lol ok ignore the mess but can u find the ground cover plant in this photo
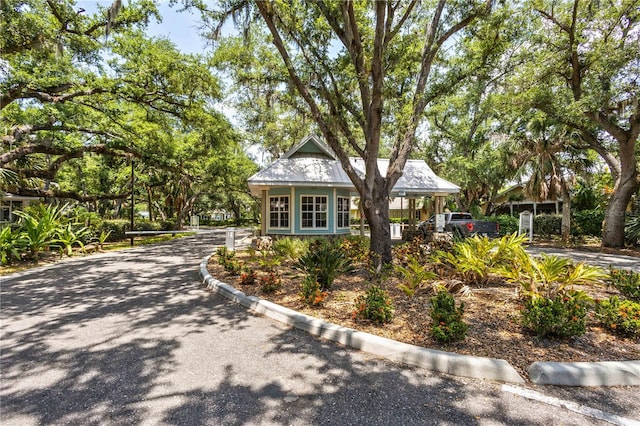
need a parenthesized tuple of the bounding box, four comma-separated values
(207, 235, 640, 378)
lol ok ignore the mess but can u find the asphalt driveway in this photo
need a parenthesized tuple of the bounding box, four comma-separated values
(1, 231, 638, 425)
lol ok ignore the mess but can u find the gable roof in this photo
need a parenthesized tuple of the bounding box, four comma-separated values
(280, 134, 336, 160)
(248, 135, 459, 197)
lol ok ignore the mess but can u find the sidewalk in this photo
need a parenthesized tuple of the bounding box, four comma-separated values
(525, 246, 639, 272)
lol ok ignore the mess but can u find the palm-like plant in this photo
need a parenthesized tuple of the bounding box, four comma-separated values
(0, 226, 25, 264)
(497, 253, 607, 298)
(513, 118, 594, 245)
(394, 256, 437, 297)
(14, 204, 67, 258)
(55, 223, 90, 256)
(295, 241, 353, 290)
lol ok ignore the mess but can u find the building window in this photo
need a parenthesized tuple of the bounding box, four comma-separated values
(269, 196, 289, 228)
(301, 195, 327, 229)
(337, 197, 350, 228)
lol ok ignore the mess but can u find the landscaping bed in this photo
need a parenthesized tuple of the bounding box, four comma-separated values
(207, 239, 639, 380)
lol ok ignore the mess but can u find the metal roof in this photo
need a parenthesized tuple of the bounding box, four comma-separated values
(247, 135, 460, 197)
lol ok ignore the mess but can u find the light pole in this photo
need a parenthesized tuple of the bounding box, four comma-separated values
(130, 156, 134, 247)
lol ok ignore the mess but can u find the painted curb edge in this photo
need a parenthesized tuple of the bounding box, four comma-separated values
(529, 360, 640, 387)
(199, 255, 525, 384)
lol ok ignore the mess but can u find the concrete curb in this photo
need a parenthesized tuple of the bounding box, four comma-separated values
(199, 255, 525, 384)
(529, 361, 640, 387)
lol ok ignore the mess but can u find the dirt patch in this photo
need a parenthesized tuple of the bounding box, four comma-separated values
(207, 251, 639, 380)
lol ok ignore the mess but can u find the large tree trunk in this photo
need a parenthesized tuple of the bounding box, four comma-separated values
(362, 193, 392, 268)
(602, 176, 638, 247)
(561, 182, 571, 246)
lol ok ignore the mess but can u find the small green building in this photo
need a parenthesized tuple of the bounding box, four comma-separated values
(248, 135, 459, 237)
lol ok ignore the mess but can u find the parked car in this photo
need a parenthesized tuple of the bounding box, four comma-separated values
(419, 212, 500, 239)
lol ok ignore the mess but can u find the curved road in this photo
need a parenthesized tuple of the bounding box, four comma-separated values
(1, 231, 638, 425)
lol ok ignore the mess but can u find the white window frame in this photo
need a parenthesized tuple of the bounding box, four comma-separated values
(300, 195, 329, 230)
(269, 196, 290, 229)
(336, 196, 350, 229)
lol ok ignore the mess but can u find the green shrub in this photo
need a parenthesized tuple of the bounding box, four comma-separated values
(608, 268, 640, 302)
(488, 215, 519, 236)
(135, 220, 162, 232)
(534, 214, 562, 237)
(339, 235, 370, 264)
(353, 285, 394, 325)
(98, 220, 130, 241)
(572, 209, 605, 237)
(520, 291, 591, 338)
(216, 246, 235, 265)
(434, 233, 529, 286)
(299, 275, 328, 306)
(223, 259, 242, 275)
(159, 219, 177, 231)
(295, 241, 353, 290)
(273, 237, 309, 262)
(595, 297, 640, 337)
(259, 272, 282, 293)
(429, 289, 468, 342)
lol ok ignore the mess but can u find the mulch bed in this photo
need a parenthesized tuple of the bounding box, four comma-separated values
(207, 249, 639, 380)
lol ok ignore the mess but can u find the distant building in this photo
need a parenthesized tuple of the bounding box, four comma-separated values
(489, 184, 563, 216)
(0, 193, 41, 225)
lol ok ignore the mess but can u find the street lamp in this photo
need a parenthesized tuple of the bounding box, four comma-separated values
(130, 155, 134, 246)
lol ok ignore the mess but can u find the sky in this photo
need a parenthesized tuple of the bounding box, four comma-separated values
(80, 1, 210, 55)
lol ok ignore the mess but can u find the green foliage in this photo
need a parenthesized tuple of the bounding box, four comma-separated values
(393, 237, 428, 267)
(497, 253, 607, 299)
(430, 290, 468, 342)
(521, 291, 591, 338)
(394, 256, 437, 297)
(295, 241, 353, 290)
(595, 297, 640, 337)
(223, 259, 242, 275)
(216, 246, 235, 265)
(257, 251, 281, 272)
(625, 216, 640, 246)
(608, 268, 640, 302)
(14, 203, 65, 258)
(534, 214, 562, 237)
(299, 275, 328, 307)
(353, 285, 394, 325)
(572, 209, 605, 237)
(434, 233, 529, 285)
(96, 230, 112, 247)
(272, 237, 309, 263)
(259, 272, 282, 293)
(0, 226, 24, 265)
(55, 223, 90, 256)
(488, 215, 519, 236)
(339, 235, 370, 264)
(98, 220, 130, 242)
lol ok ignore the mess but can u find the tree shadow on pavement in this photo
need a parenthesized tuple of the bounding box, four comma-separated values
(2, 233, 636, 425)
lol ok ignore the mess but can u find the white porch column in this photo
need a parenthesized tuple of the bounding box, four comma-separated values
(261, 190, 268, 236)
